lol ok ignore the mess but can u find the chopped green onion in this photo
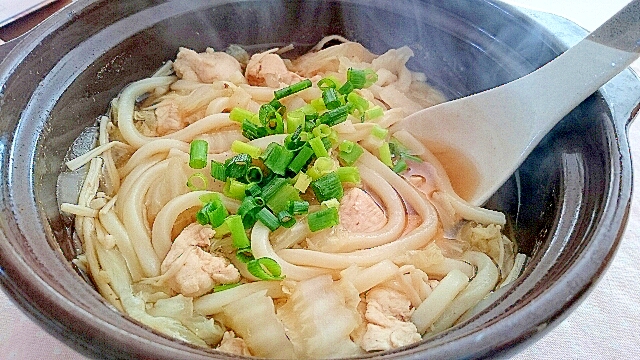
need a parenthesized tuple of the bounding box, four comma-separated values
(246, 257, 284, 280)
(266, 183, 301, 214)
(308, 136, 329, 158)
(259, 103, 277, 125)
(317, 78, 337, 90)
(262, 143, 294, 176)
(274, 79, 312, 100)
(269, 99, 284, 110)
(230, 107, 257, 123)
(235, 247, 254, 263)
(338, 140, 364, 166)
(225, 153, 252, 179)
(364, 106, 384, 121)
(337, 81, 354, 95)
(288, 200, 310, 215)
(310, 98, 326, 112)
(277, 210, 296, 228)
(224, 179, 247, 200)
(188, 139, 208, 169)
(322, 87, 342, 110)
(238, 195, 264, 225)
(321, 198, 340, 209)
(187, 172, 209, 191)
(245, 166, 263, 183)
(378, 142, 393, 167)
(286, 110, 305, 134)
(335, 166, 360, 184)
(284, 126, 306, 152)
(307, 206, 339, 232)
(318, 104, 351, 126)
(348, 68, 378, 89)
(293, 172, 312, 192)
(311, 172, 344, 202)
(231, 140, 262, 158)
(312, 124, 332, 138)
(393, 158, 408, 173)
(347, 92, 369, 114)
(265, 112, 285, 135)
(210, 160, 227, 181)
(256, 207, 280, 231)
(371, 124, 389, 140)
(261, 177, 288, 202)
(307, 157, 335, 180)
(196, 197, 229, 228)
(245, 182, 262, 197)
(214, 283, 241, 292)
(287, 145, 315, 174)
(242, 119, 268, 140)
(226, 215, 250, 249)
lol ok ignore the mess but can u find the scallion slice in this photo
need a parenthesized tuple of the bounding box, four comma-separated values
(225, 153, 251, 179)
(338, 140, 364, 166)
(261, 177, 288, 202)
(226, 214, 250, 249)
(262, 143, 294, 176)
(371, 124, 389, 140)
(318, 104, 351, 126)
(322, 87, 342, 110)
(378, 142, 393, 167)
(286, 110, 305, 134)
(288, 200, 310, 215)
(189, 139, 208, 169)
(293, 172, 312, 192)
(230, 107, 257, 123)
(274, 79, 312, 100)
(266, 183, 301, 214)
(213, 283, 241, 292)
(307, 206, 339, 232)
(277, 210, 296, 228)
(224, 179, 247, 200)
(348, 68, 378, 89)
(210, 160, 227, 181)
(287, 145, 315, 174)
(186, 172, 209, 191)
(196, 198, 229, 228)
(231, 140, 262, 158)
(246, 257, 284, 280)
(335, 166, 360, 184)
(242, 119, 268, 140)
(364, 106, 384, 121)
(256, 207, 280, 231)
(311, 172, 343, 202)
(245, 166, 263, 183)
(308, 136, 328, 158)
(393, 158, 408, 173)
(235, 247, 254, 263)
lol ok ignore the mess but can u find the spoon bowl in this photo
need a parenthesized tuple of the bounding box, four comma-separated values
(392, 0, 640, 205)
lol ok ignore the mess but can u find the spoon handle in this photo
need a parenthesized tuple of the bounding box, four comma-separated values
(588, 0, 640, 54)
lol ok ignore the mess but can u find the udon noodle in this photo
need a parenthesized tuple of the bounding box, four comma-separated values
(61, 37, 527, 358)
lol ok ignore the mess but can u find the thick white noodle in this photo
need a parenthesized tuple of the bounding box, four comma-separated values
(277, 151, 438, 269)
(339, 260, 399, 293)
(251, 222, 332, 281)
(411, 269, 469, 334)
(120, 159, 169, 277)
(429, 251, 499, 333)
(116, 155, 164, 217)
(120, 139, 189, 177)
(99, 206, 146, 282)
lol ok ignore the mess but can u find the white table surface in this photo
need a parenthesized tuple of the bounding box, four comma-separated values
(1, 0, 639, 359)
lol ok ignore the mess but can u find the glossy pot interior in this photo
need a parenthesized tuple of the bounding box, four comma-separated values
(0, 0, 635, 359)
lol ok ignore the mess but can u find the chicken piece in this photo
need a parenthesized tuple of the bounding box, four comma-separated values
(216, 331, 252, 356)
(358, 286, 422, 352)
(173, 47, 246, 84)
(245, 51, 302, 87)
(161, 223, 240, 297)
(339, 188, 387, 233)
(154, 99, 183, 136)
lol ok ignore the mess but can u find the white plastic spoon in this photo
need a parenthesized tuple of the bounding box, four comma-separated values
(391, 0, 640, 206)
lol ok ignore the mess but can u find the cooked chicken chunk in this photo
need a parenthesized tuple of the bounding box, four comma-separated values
(339, 188, 387, 233)
(245, 51, 302, 87)
(358, 286, 422, 352)
(216, 331, 252, 356)
(173, 47, 246, 84)
(161, 223, 240, 297)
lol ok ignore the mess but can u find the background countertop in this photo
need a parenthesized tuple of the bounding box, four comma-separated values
(1, 0, 639, 359)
